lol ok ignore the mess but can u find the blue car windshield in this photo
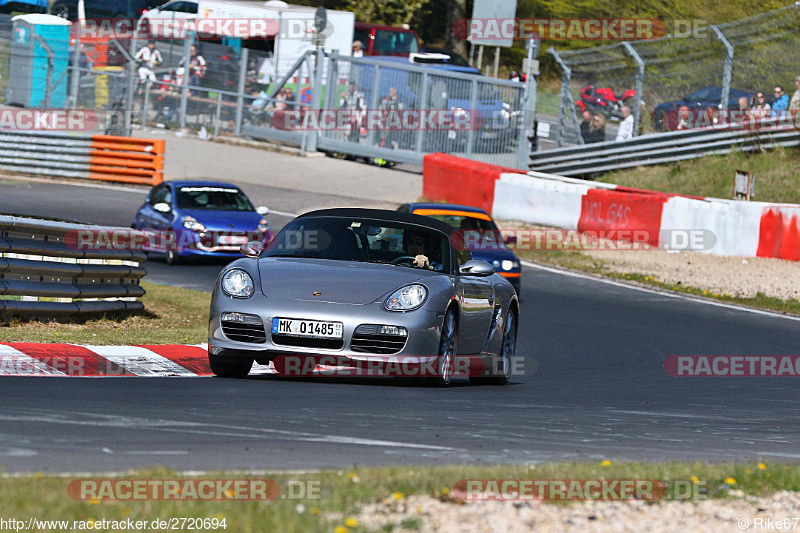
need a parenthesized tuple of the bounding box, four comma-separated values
(176, 186, 254, 211)
(264, 216, 452, 272)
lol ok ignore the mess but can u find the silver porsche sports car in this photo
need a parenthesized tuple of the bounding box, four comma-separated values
(207, 208, 519, 386)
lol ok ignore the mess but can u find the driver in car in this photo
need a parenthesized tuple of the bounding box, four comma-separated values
(403, 230, 437, 270)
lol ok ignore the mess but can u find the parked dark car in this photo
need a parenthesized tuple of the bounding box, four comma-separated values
(50, 0, 167, 20)
(652, 86, 755, 132)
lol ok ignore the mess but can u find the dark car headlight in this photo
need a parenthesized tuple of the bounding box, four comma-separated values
(385, 284, 428, 311)
(221, 268, 254, 298)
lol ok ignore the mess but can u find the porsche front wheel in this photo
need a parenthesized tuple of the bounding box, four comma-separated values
(430, 308, 457, 387)
(208, 353, 253, 378)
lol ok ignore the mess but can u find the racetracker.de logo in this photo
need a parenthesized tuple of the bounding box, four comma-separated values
(453, 18, 665, 41)
(0, 109, 97, 131)
(453, 479, 677, 501)
(66, 479, 293, 500)
(79, 18, 332, 40)
(271, 109, 486, 131)
(665, 356, 800, 377)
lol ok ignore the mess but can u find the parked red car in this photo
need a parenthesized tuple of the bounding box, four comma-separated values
(353, 22, 420, 57)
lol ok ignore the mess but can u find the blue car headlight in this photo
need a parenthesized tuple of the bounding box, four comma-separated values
(221, 268, 254, 298)
(502, 260, 519, 271)
(385, 284, 428, 311)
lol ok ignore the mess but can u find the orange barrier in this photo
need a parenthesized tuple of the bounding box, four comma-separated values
(88, 135, 164, 185)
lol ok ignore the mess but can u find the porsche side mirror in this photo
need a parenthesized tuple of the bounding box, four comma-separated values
(240, 241, 265, 258)
(256, 206, 270, 216)
(153, 202, 171, 213)
(459, 259, 494, 276)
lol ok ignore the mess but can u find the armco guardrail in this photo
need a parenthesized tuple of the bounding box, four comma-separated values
(0, 131, 164, 185)
(530, 121, 800, 177)
(0, 215, 148, 320)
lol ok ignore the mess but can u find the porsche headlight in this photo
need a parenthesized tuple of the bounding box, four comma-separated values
(501, 260, 515, 271)
(385, 284, 428, 311)
(221, 268, 254, 298)
(182, 216, 206, 232)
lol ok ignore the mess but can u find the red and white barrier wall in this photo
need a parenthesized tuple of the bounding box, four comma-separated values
(423, 153, 800, 261)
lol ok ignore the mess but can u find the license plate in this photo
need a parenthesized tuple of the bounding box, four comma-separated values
(219, 235, 248, 245)
(272, 318, 343, 339)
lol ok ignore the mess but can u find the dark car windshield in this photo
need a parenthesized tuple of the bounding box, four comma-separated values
(264, 216, 452, 272)
(176, 186, 254, 211)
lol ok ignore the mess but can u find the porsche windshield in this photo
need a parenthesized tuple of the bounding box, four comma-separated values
(176, 186, 254, 211)
(264, 216, 452, 272)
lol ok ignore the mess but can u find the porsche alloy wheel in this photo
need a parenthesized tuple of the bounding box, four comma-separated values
(432, 308, 457, 386)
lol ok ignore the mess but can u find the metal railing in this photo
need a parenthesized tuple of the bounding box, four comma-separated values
(529, 117, 800, 176)
(0, 215, 147, 320)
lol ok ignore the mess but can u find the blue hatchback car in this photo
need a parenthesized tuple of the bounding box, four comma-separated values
(132, 180, 271, 264)
(398, 203, 522, 295)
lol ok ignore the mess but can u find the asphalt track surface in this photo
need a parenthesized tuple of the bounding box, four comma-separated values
(1, 178, 799, 473)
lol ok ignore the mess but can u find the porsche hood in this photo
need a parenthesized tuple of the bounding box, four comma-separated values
(257, 257, 438, 304)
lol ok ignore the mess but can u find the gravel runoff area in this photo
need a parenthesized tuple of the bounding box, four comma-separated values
(352, 492, 800, 532)
(496, 220, 800, 301)
(587, 249, 800, 301)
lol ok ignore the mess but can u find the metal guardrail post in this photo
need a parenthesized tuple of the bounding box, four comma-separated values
(517, 37, 539, 169)
(33, 35, 53, 108)
(369, 64, 381, 149)
(549, 47, 576, 147)
(465, 78, 479, 157)
(214, 92, 222, 138)
(711, 25, 734, 112)
(179, 32, 193, 129)
(142, 81, 150, 129)
(623, 42, 644, 137)
(306, 47, 325, 152)
(234, 48, 248, 137)
(415, 71, 429, 155)
(69, 27, 81, 109)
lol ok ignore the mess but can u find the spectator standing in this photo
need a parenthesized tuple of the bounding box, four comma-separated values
(180, 44, 206, 86)
(615, 105, 634, 141)
(789, 76, 800, 111)
(377, 86, 403, 149)
(676, 105, 692, 130)
(772, 86, 788, 118)
(587, 113, 605, 143)
(340, 82, 365, 143)
(579, 108, 592, 143)
(134, 40, 162, 82)
(352, 40, 363, 57)
(509, 71, 520, 83)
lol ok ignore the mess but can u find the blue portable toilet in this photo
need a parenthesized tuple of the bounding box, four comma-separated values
(7, 14, 71, 108)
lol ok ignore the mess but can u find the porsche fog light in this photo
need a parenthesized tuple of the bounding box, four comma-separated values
(385, 284, 428, 311)
(379, 325, 407, 336)
(221, 269, 254, 298)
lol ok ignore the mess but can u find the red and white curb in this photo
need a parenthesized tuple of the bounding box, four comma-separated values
(0, 343, 275, 377)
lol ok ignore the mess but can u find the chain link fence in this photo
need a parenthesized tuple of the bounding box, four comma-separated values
(548, 5, 800, 148)
(1, 18, 533, 169)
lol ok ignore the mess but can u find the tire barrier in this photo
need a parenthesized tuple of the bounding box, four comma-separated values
(423, 153, 800, 261)
(0, 131, 164, 185)
(0, 215, 148, 320)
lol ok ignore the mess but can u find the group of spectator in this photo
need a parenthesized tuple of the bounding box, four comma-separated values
(580, 105, 634, 144)
(737, 78, 800, 118)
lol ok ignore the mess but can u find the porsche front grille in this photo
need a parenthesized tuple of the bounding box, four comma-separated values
(351, 324, 408, 355)
(221, 314, 266, 344)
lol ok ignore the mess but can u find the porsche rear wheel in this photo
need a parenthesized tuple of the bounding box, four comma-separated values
(430, 308, 457, 387)
(208, 353, 253, 378)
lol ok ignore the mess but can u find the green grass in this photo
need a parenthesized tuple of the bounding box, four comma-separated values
(0, 282, 210, 345)
(536, 90, 562, 117)
(0, 463, 797, 532)
(597, 146, 800, 204)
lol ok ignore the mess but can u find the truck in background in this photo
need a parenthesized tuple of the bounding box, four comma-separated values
(353, 22, 420, 57)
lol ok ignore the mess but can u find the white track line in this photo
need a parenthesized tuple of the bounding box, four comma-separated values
(522, 260, 800, 322)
